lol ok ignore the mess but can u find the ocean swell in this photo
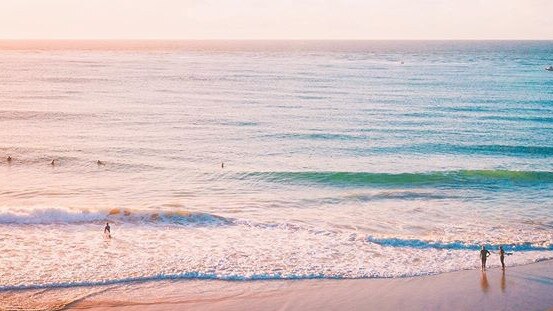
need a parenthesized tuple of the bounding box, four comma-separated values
(238, 170, 553, 187)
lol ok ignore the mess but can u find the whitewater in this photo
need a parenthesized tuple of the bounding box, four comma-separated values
(0, 41, 552, 292)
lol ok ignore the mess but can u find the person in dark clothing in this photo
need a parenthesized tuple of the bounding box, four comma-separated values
(480, 245, 491, 271)
(104, 222, 111, 238)
(499, 246, 512, 270)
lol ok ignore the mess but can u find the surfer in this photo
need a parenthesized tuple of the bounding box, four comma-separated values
(480, 245, 491, 271)
(97, 160, 105, 166)
(221, 162, 224, 168)
(50, 159, 55, 166)
(104, 222, 111, 238)
(7, 156, 12, 163)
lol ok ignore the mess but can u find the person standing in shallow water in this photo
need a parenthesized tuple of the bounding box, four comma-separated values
(104, 222, 111, 238)
(499, 246, 512, 270)
(480, 245, 491, 271)
(499, 246, 506, 270)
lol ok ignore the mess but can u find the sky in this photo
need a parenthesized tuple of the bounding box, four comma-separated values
(1, 0, 552, 40)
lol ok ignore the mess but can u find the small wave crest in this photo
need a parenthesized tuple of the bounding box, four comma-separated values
(0, 272, 341, 292)
(367, 236, 553, 251)
(238, 170, 553, 187)
(0, 207, 230, 226)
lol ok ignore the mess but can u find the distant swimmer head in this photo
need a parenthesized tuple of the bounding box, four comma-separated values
(7, 156, 12, 162)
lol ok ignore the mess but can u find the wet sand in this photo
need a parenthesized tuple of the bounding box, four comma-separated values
(5, 260, 546, 311)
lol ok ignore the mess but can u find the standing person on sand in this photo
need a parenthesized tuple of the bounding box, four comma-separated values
(480, 245, 491, 271)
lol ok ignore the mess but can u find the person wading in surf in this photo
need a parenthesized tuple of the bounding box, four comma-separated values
(498, 246, 512, 270)
(480, 245, 491, 271)
(104, 222, 111, 238)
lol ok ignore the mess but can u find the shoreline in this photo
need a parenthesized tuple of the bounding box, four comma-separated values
(72, 260, 553, 311)
(2, 257, 552, 292)
(3, 260, 552, 311)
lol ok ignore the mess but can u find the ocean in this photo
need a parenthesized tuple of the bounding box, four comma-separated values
(0, 40, 552, 292)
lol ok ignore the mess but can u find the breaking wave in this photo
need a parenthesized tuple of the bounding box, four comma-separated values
(0, 207, 230, 225)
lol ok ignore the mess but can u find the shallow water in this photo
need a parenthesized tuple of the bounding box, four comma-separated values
(0, 41, 552, 294)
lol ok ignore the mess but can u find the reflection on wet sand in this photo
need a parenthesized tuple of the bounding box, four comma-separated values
(501, 270, 506, 293)
(480, 271, 490, 293)
(479, 269, 509, 294)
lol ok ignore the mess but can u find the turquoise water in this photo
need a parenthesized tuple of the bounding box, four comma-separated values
(0, 41, 552, 292)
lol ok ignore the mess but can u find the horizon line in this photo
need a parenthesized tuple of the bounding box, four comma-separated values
(1, 38, 553, 42)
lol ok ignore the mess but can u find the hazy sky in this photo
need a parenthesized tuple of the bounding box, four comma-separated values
(1, 0, 552, 40)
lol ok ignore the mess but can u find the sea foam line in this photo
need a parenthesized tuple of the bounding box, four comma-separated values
(0, 272, 338, 291)
(367, 236, 553, 251)
(4, 256, 553, 292)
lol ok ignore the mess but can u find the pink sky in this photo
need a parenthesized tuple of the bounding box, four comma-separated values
(1, 0, 552, 40)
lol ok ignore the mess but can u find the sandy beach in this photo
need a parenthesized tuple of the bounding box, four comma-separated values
(2, 260, 550, 311)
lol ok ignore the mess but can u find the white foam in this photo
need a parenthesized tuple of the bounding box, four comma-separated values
(0, 206, 230, 225)
(0, 207, 106, 224)
(1, 220, 552, 291)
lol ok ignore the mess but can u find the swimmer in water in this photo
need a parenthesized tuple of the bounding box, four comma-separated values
(221, 162, 224, 168)
(7, 156, 12, 163)
(104, 222, 111, 238)
(480, 245, 491, 271)
(50, 159, 55, 166)
(97, 160, 104, 166)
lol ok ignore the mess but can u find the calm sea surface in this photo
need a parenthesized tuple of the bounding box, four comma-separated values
(0, 41, 552, 292)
